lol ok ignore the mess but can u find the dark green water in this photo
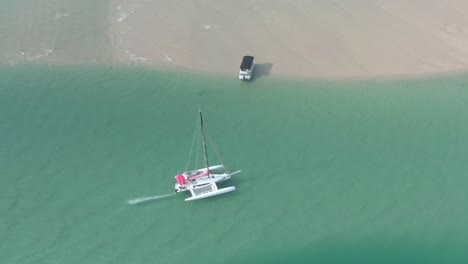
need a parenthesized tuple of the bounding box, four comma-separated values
(2, 65, 468, 263)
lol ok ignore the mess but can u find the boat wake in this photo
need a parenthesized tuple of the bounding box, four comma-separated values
(127, 193, 175, 205)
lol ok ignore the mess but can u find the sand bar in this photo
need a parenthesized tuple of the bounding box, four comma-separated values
(110, 0, 468, 79)
(2, 0, 468, 79)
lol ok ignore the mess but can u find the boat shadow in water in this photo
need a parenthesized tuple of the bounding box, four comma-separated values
(253, 63, 273, 80)
(219, 174, 247, 190)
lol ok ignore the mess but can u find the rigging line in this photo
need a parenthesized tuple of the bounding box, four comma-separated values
(199, 110, 210, 171)
(207, 133, 226, 172)
(195, 120, 201, 170)
(185, 116, 199, 171)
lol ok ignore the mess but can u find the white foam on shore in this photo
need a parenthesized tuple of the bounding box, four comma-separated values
(124, 50, 149, 61)
(164, 53, 173, 62)
(5, 51, 24, 66)
(118, 12, 131, 22)
(26, 48, 54, 62)
(117, 2, 144, 22)
(201, 24, 213, 30)
(54, 13, 70, 20)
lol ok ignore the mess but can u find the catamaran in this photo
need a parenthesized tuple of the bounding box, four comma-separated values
(174, 111, 240, 201)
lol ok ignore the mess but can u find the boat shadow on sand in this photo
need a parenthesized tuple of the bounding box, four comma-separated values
(252, 63, 273, 80)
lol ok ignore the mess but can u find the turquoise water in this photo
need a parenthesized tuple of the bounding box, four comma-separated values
(2, 65, 468, 263)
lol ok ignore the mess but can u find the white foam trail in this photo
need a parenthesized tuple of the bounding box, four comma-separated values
(128, 193, 175, 205)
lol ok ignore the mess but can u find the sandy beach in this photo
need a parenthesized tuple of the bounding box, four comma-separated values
(2, 0, 468, 79)
(109, 0, 468, 79)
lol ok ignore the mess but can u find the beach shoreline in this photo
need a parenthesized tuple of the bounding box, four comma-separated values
(3, 1, 468, 81)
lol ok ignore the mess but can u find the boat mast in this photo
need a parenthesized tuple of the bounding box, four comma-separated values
(199, 110, 210, 174)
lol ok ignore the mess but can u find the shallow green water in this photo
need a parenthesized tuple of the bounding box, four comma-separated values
(2, 66, 468, 263)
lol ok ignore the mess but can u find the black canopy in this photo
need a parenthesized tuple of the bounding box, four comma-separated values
(240, 56, 254, 70)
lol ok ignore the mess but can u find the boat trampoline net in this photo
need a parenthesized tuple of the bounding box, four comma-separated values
(192, 185, 214, 196)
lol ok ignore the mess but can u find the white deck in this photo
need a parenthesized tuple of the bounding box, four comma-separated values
(239, 70, 252, 80)
(174, 169, 241, 201)
(239, 64, 254, 80)
(175, 172, 231, 193)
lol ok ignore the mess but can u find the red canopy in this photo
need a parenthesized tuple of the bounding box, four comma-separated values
(176, 175, 186, 185)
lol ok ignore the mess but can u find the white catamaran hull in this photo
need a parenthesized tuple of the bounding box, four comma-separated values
(185, 186, 236, 201)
